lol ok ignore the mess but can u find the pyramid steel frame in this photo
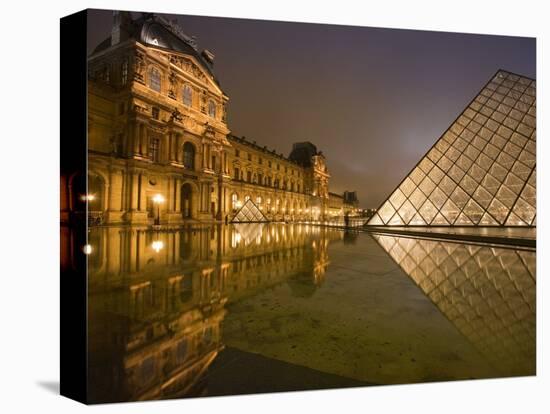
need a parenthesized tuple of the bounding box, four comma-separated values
(367, 70, 536, 227)
(231, 199, 269, 223)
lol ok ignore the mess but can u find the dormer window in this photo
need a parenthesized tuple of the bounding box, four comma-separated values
(183, 85, 193, 107)
(208, 100, 216, 118)
(149, 67, 161, 92)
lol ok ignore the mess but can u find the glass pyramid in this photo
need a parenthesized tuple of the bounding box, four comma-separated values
(373, 234, 535, 376)
(368, 70, 536, 226)
(231, 199, 269, 223)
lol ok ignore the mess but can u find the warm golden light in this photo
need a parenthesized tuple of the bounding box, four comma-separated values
(83, 244, 93, 255)
(152, 240, 164, 252)
(153, 194, 165, 204)
(80, 194, 96, 202)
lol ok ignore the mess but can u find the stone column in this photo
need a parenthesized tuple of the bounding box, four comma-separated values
(133, 123, 141, 155)
(130, 172, 139, 211)
(140, 125, 148, 156)
(175, 178, 181, 212)
(139, 173, 148, 212)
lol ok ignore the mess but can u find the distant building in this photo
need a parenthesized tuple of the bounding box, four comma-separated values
(61, 12, 358, 225)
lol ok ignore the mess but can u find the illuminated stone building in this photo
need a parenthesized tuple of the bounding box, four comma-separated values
(70, 12, 354, 226)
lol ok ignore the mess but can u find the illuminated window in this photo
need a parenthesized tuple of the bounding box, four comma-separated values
(149, 138, 160, 162)
(183, 142, 195, 169)
(208, 100, 216, 118)
(232, 193, 239, 209)
(149, 67, 161, 92)
(183, 84, 192, 107)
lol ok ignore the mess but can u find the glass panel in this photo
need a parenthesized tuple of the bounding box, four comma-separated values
(448, 164, 466, 184)
(419, 176, 436, 197)
(511, 160, 532, 180)
(431, 212, 449, 225)
(449, 186, 470, 210)
(398, 200, 416, 224)
(389, 188, 406, 210)
(399, 177, 416, 197)
(409, 187, 427, 209)
(520, 184, 536, 207)
(454, 212, 473, 225)
(481, 173, 501, 196)
(418, 158, 435, 174)
(503, 172, 524, 194)
(505, 212, 527, 226)
(487, 198, 510, 224)
(440, 199, 461, 224)
(409, 213, 427, 225)
(459, 174, 478, 195)
(429, 166, 445, 184)
(418, 199, 438, 224)
(430, 187, 448, 209)
(479, 211, 498, 225)
(463, 199, 485, 224)
(473, 185, 494, 209)
(369, 214, 383, 225)
(378, 202, 396, 224)
(511, 197, 536, 225)
(409, 167, 425, 185)
(388, 212, 405, 226)
(439, 175, 457, 196)
(489, 162, 508, 182)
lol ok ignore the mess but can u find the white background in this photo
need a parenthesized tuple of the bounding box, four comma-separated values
(0, 0, 548, 412)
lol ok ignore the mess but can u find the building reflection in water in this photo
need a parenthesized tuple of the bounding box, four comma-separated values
(372, 234, 535, 377)
(67, 224, 340, 403)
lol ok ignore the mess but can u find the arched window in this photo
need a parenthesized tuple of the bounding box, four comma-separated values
(244, 195, 250, 202)
(149, 67, 161, 92)
(208, 100, 216, 118)
(256, 196, 262, 205)
(183, 142, 195, 170)
(183, 85, 193, 107)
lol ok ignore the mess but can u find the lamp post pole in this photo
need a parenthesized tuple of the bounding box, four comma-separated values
(153, 194, 164, 226)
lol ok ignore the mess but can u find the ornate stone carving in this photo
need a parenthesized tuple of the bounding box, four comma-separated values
(133, 51, 145, 83)
(168, 71, 178, 99)
(168, 54, 207, 82)
(170, 107, 184, 123)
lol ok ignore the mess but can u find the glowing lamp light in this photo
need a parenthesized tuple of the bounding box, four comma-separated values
(80, 194, 95, 202)
(83, 244, 93, 255)
(152, 240, 164, 253)
(153, 194, 165, 204)
(235, 200, 243, 209)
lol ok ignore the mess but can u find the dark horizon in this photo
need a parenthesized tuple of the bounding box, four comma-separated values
(87, 9, 536, 209)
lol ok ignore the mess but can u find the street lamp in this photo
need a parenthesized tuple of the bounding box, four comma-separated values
(153, 194, 165, 225)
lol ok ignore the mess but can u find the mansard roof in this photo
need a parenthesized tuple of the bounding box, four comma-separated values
(92, 13, 217, 81)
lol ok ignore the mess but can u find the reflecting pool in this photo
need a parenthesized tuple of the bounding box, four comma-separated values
(63, 224, 535, 403)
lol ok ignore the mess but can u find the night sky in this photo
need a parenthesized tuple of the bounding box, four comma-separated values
(87, 9, 535, 208)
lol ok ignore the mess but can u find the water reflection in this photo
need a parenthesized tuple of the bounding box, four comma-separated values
(59, 225, 537, 402)
(372, 234, 536, 377)
(82, 224, 341, 403)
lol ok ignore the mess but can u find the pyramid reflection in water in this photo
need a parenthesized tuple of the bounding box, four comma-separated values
(369, 70, 536, 226)
(373, 234, 535, 376)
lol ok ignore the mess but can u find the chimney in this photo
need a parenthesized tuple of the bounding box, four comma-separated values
(111, 11, 132, 46)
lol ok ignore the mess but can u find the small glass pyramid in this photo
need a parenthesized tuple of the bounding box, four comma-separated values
(231, 199, 269, 223)
(368, 70, 536, 226)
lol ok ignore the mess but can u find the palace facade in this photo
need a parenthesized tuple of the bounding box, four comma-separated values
(62, 12, 358, 225)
